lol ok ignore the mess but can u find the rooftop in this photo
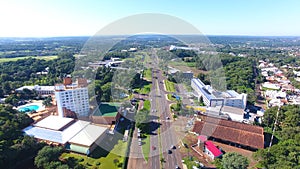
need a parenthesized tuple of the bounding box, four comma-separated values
(192, 115, 264, 149)
(23, 120, 90, 144)
(68, 124, 107, 147)
(221, 106, 245, 115)
(34, 116, 74, 131)
(205, 141, 223, 157)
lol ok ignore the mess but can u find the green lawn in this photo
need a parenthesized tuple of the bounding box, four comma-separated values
(143, 100, 151, 111)
(167, 94, 177, 101)
(0, 55, 57, 63)
(141, 134, 150, 161)
(134, 84, 152, 95)
(165, 80, 176, 92)
(169, 61, 196, 67)
(61, 140, 128, 169)
(143, 69, 152, 81)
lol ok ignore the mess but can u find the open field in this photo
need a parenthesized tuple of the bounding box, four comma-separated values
(165, 80, 176, 92)
(143, 100, 151, 111)
(61, 140, 127, 169)
(0, 55, 58, 63)
(134, 84, 152, 95)
(143, 68, 152, 81)
(141, 134, 150, 161)
(167, 94, 177, 101)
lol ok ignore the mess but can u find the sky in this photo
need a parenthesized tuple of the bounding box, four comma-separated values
(0, 0, 300, 37)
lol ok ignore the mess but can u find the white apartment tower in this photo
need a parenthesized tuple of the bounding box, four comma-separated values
(55, 78, 90, 117)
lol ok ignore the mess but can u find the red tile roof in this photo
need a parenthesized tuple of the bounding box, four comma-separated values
(205, 141, 223, 157)
(192, 115, 264, 149)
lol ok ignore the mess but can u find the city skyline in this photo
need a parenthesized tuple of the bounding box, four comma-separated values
(1, 0, 300, 37)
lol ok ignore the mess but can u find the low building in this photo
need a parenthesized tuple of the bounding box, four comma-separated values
(192, 115, 264, 150)
(66, 124, 107, 155)
(221, 106, 245, 122)
(16, 85, 55, 96)
(23, 115, 108, 155)
(261, 82, 280, 90)
(204, 141, 223, 160)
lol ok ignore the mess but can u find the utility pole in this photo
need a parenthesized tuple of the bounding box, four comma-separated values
(268, 105, 281, 151)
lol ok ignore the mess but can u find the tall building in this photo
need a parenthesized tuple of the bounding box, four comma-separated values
(55, 77, 89, 117)
(191, 78, 247, 109)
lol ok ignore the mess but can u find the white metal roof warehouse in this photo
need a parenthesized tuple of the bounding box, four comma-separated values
(23, 116, 108, 155)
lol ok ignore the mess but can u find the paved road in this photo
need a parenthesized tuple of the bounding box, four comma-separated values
(149, 50, 183, 169)
(128, 49, 183, 169)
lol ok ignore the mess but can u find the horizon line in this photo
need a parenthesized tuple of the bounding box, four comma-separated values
(1, 34, 300, 38)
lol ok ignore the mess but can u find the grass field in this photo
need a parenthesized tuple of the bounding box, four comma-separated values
(61, 140, 127, 169)
(0, 55, 58, 63)
(165, 80, 176, 92)
(167, 94, 177, 101)
(169, 61, 196, 67)
(143, 100, 151, 111)
(134, 84, 152, 95)
(142, 134, 150, 161)
(143, 69, 152, 81)
(93, 103, 121, 116)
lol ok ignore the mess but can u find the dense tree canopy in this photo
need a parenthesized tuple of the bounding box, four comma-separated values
(221, 152, 249, 169)
(0, 105, 43, 168)
(255, 105, 300, 168)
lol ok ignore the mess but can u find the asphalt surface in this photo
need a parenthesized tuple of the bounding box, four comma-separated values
(149, 50, 183, 169)
(128, 49, 183, 169)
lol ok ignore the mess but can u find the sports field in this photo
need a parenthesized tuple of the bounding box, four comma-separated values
(93, 103, 121, 117)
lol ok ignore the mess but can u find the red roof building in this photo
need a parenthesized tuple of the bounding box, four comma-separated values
(204, 141, 223, 159)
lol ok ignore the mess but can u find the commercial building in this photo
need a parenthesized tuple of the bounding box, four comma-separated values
(23, 115, 108, 155)
(55, 77, 90, 117)
(16, 85, 55, 96)
(191, 78, 247, 109)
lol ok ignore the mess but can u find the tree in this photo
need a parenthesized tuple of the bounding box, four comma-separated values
(34, 146, 63, 169)
(221, 152, 249, 169)
(135, 108, 150, 131)
(42, 96, 53, 107)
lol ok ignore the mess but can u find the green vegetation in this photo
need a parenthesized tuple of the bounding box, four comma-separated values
(0, 55, 58, 63)
(165, 80, 176, 92)
(143, 100, 151, 111)
(134, 84, 152, 95)
(214, 152, 249, 169)
(0, 105, 44, 168)
(61, 140, 127, 169)
(167, 94, 177, 101)
(143, 69, 152, 81)
(141, 134, 150, 161)
(34, 146, 68, 169)
(0, 52, 75, 99)
(170, 102, 181, 112)
(169, 61, 196, 67)
(182, 157, 203, 169)
(135, 108, 150, 131)
(254, 105, 300, 168)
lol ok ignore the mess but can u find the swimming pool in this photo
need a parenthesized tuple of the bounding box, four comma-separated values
(18, 104, 40, 112)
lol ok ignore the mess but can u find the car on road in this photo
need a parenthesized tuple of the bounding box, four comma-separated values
(170, 145, 176, 149)
(152, 146, 156, 150)
(175, 165, 180, 169)
(168, 150, 172, 154)
(166, 117, 170, 120)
